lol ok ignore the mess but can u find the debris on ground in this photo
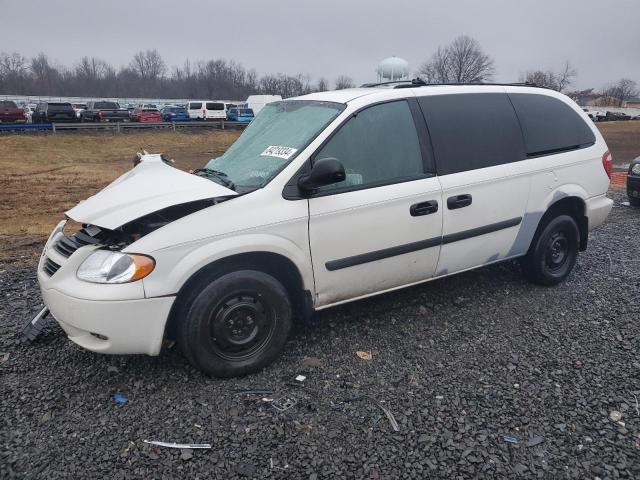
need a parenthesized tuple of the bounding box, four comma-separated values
(342, 395, 399, 432)
(143, 440, 212, 449)
(233, 389, 275, 395)
(21, 306, 49, 342)
(503, 435, 519, 444)
(355, 351, 372, 360)
(295, 374, 306, 382)
(301, 356, 323, 368)
(609, 410, 622, 422)
(525, 434, 545, 447)
(180, 449, 194, 461)
(0, 352, 9, 364)
(113, 393, 128, 405)
(271, 396, 297, 412)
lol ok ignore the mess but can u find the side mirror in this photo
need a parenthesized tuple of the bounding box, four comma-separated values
(298, 157, 346, 192)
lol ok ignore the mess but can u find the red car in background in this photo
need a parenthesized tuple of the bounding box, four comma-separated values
(0, 100, 27, 123)
(130, 108, 162, 123)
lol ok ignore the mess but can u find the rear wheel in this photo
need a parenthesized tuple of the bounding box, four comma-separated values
(628, 194, 640, 207)
(178, 270, 292, 377)
(522, 215, 579, 286)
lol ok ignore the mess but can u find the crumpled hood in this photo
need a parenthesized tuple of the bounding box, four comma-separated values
(66, 154, 237, 229)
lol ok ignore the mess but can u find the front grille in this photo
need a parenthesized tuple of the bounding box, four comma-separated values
(54, 229, 102, 258)
(43, 257, 61, 277)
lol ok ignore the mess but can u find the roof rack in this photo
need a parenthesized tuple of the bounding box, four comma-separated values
(361, 78, 548, 90)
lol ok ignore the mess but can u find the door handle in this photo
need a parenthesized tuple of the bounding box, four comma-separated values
(410, 200, 439, 216)
(447, 194, 472, 210)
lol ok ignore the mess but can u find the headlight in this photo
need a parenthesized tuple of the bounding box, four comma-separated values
(77, 250, 155, 284)
(631, 163, 640, 175)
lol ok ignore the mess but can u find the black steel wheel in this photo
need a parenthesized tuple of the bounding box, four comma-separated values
(178, 270, 292, 377)
(522, 214, 579, 286)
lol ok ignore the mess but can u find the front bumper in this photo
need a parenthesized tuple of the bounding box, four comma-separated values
(585, 194, 613, 230)
(627, 174, 640, 199)
(37, 220, 174, 356)
(42, 288, 173, 355)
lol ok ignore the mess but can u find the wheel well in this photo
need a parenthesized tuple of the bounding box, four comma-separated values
(165, 252, 311, 340)
(536, 196, 588, 252)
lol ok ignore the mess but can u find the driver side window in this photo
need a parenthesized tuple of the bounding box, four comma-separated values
(315, 100, 424, 193)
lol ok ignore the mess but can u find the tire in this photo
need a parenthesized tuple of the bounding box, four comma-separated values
(177, 270, 292, 377)
(522, 214, 580, 286)
(628, 194, 640, 207)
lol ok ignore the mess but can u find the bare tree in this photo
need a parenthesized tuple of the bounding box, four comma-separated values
(316, 77, 329, 92)
(335, 75, 355, 90)
(522, 61, 577, 91)
(600, 78, 639, 107)
(419, 35, 494, 83)
(130, 49, 166, 80)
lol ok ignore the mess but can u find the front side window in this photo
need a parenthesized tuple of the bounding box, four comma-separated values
(203, 100, 344, 192)
(314, 100, 424, 193)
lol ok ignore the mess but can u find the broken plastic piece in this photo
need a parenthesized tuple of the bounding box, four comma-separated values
(356, 351, 372, 360)
(503, 435, 519, 444)
(143, 440, 212, 449)
(272, 396, 297, 412)
(295, 375, 306, 382)
(525, 434, 545, 447)
(113, 393, 128, 405)
(22, 307, 50, 342)
(609, 411, 622, 422)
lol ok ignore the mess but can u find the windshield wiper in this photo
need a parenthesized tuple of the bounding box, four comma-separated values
(193, 168, 235, 190)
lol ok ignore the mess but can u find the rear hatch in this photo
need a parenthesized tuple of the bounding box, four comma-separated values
(47, 103, 76, 121)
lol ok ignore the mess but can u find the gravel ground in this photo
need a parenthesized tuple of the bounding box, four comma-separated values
(1, 191, 639, 479)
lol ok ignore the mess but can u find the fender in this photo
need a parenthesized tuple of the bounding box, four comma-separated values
(142, 233, 314, 299)
(508, 183, 588, 257)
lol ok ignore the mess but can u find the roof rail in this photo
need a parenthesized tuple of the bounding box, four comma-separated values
(360, 78, 548, 90)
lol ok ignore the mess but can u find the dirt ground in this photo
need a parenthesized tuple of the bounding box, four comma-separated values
(0, 130, 240, 264)
(0, 122, 638, 264)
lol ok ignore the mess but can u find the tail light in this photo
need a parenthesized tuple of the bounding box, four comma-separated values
(602, 150, 612, 179)
(98, 111, 104, 119)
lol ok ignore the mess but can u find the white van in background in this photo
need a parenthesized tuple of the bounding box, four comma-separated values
(245, 95, 282, 115)
(187, 101, 227, 120)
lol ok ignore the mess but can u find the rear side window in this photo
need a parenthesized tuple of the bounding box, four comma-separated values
(418, 93, 525, 175)
(0, 101, 18, 108)
(189, 102, 202, 110)
(508, 93, 595, 156)
(48, 103, 74, 112)
(206, 102, 224, 110)
(315, 100, 424, 193)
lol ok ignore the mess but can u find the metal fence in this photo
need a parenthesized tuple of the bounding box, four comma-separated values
(0, 120, 249, 134)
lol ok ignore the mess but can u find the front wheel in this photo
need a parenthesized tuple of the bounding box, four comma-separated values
(522, 215, 579, 286)
(178, 270, 292, 377)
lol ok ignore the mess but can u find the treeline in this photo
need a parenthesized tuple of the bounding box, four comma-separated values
(0, 50, 353, 99)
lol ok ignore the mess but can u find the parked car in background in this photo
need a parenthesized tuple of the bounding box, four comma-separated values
(130, 108, 162, 123)
(603, 111, 631, 121)
(582, 108, 604, 122)
(226, 107, 255, 122)
(245, 94, 282, 114)
(187, 100, 227, 120)
(23, 105, 35, 123)
(627, 156, 640, 207)
(161, 106, 190, 122)
(0, 100, 27, 123)
(81, 101, 130, 122)
(34, 84, 612, 377)
(32, 102, 77, 123)
(72, 103, 87, 119)
(136, 103, 158, 109)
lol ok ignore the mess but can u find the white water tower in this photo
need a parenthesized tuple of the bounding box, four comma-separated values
(377, 57, 410, 82)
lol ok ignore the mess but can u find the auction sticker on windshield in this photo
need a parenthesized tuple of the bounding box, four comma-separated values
(260, 145, 298, 160)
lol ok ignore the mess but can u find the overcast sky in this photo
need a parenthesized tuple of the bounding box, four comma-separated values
(2, 0, 639, 90)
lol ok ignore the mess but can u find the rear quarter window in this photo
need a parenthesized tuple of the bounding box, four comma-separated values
(508, 93, 596, 156)
(418, 93, 525, 175)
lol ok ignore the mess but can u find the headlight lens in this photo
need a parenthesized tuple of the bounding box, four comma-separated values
(77, 250, 155, 283)
(632, 163, 640, 175)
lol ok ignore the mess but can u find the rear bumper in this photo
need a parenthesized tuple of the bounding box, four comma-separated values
(585, 194, 613, 230)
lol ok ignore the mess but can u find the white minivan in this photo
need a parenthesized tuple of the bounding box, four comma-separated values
(35, 82, 613, 377)
(187, 100, 227, 120)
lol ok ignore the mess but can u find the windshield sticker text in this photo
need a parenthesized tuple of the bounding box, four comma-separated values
(260, 145, 298, 160)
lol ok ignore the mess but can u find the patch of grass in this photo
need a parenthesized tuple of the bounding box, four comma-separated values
(0, 130, 240, 264)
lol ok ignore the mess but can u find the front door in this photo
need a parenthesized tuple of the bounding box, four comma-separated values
(308, 99, 443, 307)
